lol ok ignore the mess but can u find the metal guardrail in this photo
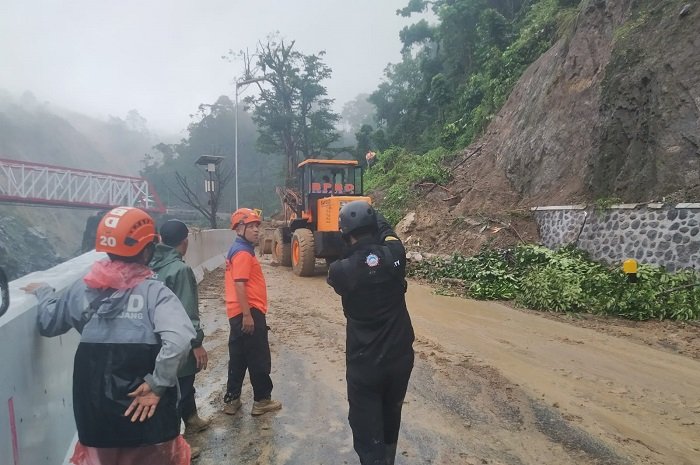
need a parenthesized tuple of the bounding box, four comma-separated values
(0, 158, 165, 212)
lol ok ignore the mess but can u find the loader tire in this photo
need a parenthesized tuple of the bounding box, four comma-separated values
(272, 228, 291, 267)
(259, 229, 273, 255)
(292, 228, 316, 277)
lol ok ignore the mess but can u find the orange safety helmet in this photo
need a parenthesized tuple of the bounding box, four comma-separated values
(95, 207, 159, 257)
(230, 208, 262, 229)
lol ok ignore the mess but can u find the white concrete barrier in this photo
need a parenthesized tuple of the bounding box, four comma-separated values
(184, 229, 236, 283)
(0, 229, 234, 465)
(0, 251, 102, 465)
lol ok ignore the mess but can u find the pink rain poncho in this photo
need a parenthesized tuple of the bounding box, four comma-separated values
(83, 259, 154, 290)
(70, 436, 191, 465)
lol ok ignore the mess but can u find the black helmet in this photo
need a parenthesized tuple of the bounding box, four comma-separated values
(339, 200, 376, 235)
(159, 219, 189, 247)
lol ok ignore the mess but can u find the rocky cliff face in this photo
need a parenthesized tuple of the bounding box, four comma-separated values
(474, 0, 699, 206)
(402, 0, 700, 254)
(591, 0, 700, 202)
(0, 213, 63, 280)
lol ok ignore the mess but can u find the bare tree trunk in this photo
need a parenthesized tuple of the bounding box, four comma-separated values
(171, 167, 233, 229)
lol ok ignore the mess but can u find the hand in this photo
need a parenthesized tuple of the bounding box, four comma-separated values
(21, 282, 49, 294)
(124, 382, 161, 422)
(241, 313, 255, 335)
(193, 346, 208, 371)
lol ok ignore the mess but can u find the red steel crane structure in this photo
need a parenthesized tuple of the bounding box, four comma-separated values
(0, 158, 165, 213)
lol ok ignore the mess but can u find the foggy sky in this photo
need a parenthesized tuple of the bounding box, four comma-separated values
(1, 0, 421, 135)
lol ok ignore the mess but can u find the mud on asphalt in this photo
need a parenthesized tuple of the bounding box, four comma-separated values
(185, 259, 697, 465)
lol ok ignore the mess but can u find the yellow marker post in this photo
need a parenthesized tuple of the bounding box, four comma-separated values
(623, 258, 638, 283)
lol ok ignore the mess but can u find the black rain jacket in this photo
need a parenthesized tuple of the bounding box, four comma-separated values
(327, 215, 415, 365)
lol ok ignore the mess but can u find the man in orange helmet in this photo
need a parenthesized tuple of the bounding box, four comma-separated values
(222, 208, 282, 416)
(23, 207, 196, 465)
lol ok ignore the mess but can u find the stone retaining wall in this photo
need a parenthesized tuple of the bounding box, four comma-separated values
(533, 204, 700, 272)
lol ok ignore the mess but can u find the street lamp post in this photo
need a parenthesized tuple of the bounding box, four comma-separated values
(235, 76, 268, 210)
(195, 155, 224, 227)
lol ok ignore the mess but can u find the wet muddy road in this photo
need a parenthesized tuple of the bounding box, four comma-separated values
(188, 259, 700, 465)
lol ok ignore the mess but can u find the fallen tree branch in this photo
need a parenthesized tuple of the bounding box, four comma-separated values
(440, 277, 469, 286)
(477, 214, 526, 243)
(417, 182, 453, 194)
(508, 223, 526, 243)
(658, 282, 700, 295)
(451, 144, 483, 171)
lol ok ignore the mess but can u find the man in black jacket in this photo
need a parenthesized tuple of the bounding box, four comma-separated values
(327, 200, 415, 465)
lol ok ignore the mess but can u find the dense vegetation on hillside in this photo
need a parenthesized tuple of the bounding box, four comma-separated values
(367, 0, 579, 153)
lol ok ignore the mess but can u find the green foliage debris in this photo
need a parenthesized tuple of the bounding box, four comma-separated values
(408, 244, 700, 321)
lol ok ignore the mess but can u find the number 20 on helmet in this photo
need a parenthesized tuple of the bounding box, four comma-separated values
(95, 207, 160, 257)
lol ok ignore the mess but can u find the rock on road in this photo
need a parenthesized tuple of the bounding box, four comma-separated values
(188, 258, 700, 465)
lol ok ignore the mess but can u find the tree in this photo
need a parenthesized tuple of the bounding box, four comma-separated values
(172, 167, 231, 229)
(372, 128, 389, 152)
(429, 73, 451, 123)
(399, 19, 436, 53)
(140, 99, 235, 228)
(367, 0, 554, 151)
(125, 109, 149, 135)
(142, 95, 284, 226)
(369, 51, 431, 150)
(340, 93, 376, 134)
(355, 124, 373, 161)
(235, 36, 340, 183)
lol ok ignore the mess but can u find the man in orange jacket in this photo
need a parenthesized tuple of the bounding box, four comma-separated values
(222, 208, 282, 416)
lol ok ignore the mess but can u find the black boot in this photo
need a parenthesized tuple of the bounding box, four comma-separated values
(385, 443, 397, 465)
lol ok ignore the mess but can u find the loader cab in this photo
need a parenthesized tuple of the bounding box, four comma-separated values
(297, 159, 363, 228)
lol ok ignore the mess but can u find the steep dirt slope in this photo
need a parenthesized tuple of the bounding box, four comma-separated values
(483, 0, 698, 204)
(0, 205, 92, 279)
(401, 0, 699, 254)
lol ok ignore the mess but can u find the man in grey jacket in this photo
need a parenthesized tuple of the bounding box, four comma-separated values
(23, 207, 196, 465)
